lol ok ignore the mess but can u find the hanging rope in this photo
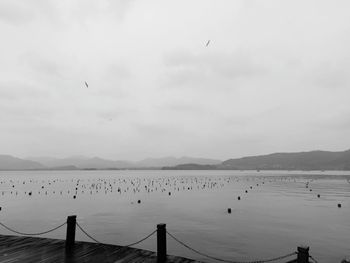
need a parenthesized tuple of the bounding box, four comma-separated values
(166, 230, 297, 263)
(0, 221, 66, 236)
(0, 219, 314, 263)
(309, 255, 319, 263)
(75, 222, 101, 243)
(76, 222, 156, 248)
(122, 229, 157, 248)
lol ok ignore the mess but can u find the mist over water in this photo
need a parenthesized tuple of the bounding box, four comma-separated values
(0, 170, 349, 262)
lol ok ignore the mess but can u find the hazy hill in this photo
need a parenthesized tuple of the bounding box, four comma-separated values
(17, 150, 350, 170)
(136, 157, 221, 167)
(0, 155, 46, 170)
(27, 156, 221, 169)
(220, 150, 350, 170)
(162, 163, 217, 170)
(28, 156, 132, 169)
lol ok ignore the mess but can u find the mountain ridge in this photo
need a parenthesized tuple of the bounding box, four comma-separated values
(2, 150, 350, 170)
(0, 155, 46, 170)
(220, 149, 350, 170)
(24, 156, 221, 169)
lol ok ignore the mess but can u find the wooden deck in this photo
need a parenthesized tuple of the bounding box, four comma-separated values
(0, 235, 201, 263)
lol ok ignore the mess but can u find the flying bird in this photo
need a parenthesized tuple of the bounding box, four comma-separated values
(206, 40, 210, 47)
(84, 81, 88, 88)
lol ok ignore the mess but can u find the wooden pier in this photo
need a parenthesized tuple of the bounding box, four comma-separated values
(0, 235, 198, 263)
(0, 215, 316, 263)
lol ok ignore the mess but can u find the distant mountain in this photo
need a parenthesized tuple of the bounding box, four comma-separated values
(27, 156, 132, 169)
(26, 156, 221, 169)
(135, 157, 221, 167)
(0, 155, 46, 170)
(18, 150, 350, 170)
(220, 150, 350, 170)
(49, 165, 79, 170)
(162, 163, 217, 170)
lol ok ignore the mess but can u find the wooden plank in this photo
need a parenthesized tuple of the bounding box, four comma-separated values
(0, 235, 299, 263)
(0, 235, 201, 263)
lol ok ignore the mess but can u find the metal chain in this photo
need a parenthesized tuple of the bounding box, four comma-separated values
(166, 230, 297, 263)
(0, 221, 66, 236)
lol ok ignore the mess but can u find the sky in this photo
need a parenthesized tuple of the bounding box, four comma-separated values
(1, 0, 350, 161)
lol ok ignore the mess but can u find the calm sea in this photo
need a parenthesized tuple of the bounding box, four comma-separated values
(0, 170, 349, 262)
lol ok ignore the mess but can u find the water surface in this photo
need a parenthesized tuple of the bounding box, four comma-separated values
(0, 170, 349, 262)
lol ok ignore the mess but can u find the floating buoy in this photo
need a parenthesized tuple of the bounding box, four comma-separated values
(238, 196, 241, 200)
(138, 200, 141, 204)
(227, 208, 231, 214)
(245, 190, 248, 193)
(28, 192, 32, 196)
(73, 195, 76, 199)
(317, 194, 320, 198)
(338, 203, 341, 208)
(168, 192, 171, 196)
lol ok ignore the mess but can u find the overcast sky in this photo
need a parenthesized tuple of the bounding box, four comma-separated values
(1, 0, 350, 160)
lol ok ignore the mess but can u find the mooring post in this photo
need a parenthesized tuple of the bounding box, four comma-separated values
(65, 215, 77, 250)
(157, 223, 167, 262)
(297, 246, 309, 263)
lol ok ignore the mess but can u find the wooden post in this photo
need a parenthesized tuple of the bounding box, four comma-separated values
(297, 246, 309, 263)
(157, 223, 167, 262)
(65, 215, 76, 250)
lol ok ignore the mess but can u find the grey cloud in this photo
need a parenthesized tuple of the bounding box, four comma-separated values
(163, 102, 205, 114)
(162, 49, 265, 89)
(60, 0, 137, 27)
(165, 49, 264, 78)
(19, 52, 62, 77)
(105, 0, 137, 20)
(104, 63, 131, 79)
(133, 122, 179, 137)
(0, 1, 32, 25)
(1, 1, 350, 159)
(0, 81, 51, 101)
(308, 61, 350, 89)
(88, 63, 133, 99)
(313, 110, 350, 131)
(0, 0, 135, 29)
(0, 1, 63, 26)
(95, 105, 139, 122)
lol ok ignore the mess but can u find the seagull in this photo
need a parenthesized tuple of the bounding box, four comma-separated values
(84, 81, 88, 88)
(206, 40, 210, 47)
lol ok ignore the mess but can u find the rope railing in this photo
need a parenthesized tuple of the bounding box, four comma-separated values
(0, 221, 66, 236)
(309, 255, 319, 263)
(0, 216, 320, 263)
(166, 230, 297, 263)
(75, 222, 101, 243)
(76, 222, 156, 248)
